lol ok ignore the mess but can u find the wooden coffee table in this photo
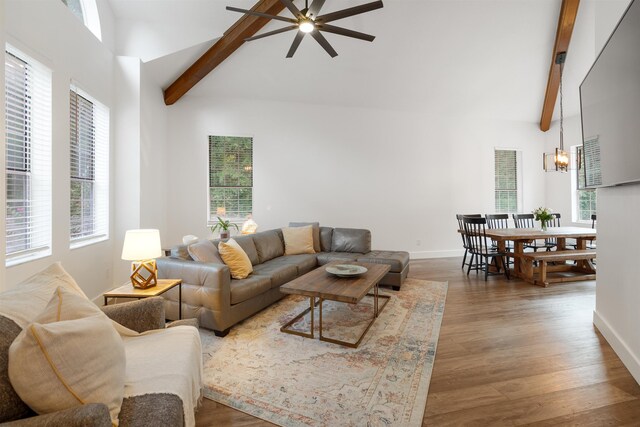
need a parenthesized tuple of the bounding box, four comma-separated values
(280, 261, 391, 348)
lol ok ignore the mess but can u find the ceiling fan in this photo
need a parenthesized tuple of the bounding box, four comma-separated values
(226, 0, 383, 58)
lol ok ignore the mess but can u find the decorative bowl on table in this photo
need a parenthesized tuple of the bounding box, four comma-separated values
(325, 264, 368, 278)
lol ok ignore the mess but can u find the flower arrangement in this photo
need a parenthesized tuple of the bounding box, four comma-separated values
(532, 207, 553, 230)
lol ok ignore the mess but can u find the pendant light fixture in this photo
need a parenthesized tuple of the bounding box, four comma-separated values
(544, 52, 570, 173)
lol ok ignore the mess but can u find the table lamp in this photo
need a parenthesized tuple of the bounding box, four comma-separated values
(241, 216, 258, 235)
(121, 229, 162, 289)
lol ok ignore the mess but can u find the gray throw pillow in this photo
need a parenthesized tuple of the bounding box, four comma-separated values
(187, 240, 223, 264)
(289, 222, 321, 253)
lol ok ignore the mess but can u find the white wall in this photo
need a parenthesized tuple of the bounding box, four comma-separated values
(1, 0, 115, 299)
(588, 0, 640, 385)
(165, 95, 547, 257)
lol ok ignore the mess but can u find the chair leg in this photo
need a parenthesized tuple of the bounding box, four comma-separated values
(461, 248, 468, 269)
(484, 256, 489, 281)
(467, 253, 473, 275)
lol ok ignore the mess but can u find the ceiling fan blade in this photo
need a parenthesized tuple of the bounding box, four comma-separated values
(279, 0, 304, 18)
(311, 30, 338, 57)
(317, 0, 384, 23)
(317, 24, 375, 42)
(226, 6, 297, 23)
(286, 31, 306, 58)
(245, 25, 299, 41)
(306, 0, 326, 18)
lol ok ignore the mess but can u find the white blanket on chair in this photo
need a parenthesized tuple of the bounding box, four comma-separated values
(117, 324, 203, 427)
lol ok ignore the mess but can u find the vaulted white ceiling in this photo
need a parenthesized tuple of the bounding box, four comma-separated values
(108, 0, 600, 122)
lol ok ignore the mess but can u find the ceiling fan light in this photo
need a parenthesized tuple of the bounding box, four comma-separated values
(299, 20, 315, 33)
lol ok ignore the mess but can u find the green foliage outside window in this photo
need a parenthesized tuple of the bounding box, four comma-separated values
(209, 136, 253, 220)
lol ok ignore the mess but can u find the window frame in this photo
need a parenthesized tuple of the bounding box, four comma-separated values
(494, 148, 522, 214)
(69, 84, 109, 249)
(4, 45, 53, 266)
(571, 145, 597, 223)
(207, 135, 254, 224)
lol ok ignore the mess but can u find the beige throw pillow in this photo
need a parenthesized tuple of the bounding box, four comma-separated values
(188, 240, 223, 264)
(8, 287, 126, 425)
(289, 222, 321, 253)
(282, 226, 316, 255)
(218, 238, 253, 279)
(0, 262, 88, 329)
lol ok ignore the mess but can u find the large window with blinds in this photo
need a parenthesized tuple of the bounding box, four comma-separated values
(208, 136, 253, 222)
(574, 145, 597, 222)
(4, 46, 52, 265)
(69, 86, 109, 246)
(494, 149, 519, 213)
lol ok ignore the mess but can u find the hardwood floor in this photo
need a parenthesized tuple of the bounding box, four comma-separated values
(195, 257, 640, 426)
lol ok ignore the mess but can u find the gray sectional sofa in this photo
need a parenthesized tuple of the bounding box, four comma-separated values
(157, 226, 410, 336)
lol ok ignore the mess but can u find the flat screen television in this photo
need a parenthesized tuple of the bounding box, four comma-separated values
(580, 0, 640, 188)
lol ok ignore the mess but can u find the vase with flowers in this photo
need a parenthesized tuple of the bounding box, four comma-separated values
(533, 207, 553, 231)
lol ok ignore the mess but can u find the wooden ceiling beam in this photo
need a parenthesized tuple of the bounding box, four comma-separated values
(539, 0, 580, 131)
(163, 0, 286, 105)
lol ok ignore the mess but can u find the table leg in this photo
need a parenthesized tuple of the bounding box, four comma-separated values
(179, 282, 182, 320)
(104, 296, 108, 306)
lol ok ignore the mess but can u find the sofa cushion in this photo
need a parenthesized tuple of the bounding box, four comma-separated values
(282, 226, 315, 255)
(331, 228, 371, 253)
(8, 312, 126, 425)
(0, 262, 88, 329)
(252, 261, 298, 289)
(252, 230, 285, 264)
(316, 252, 361, 265)
(319, 227, 333, 252)
(230, 276, 272, 305)
(219, 238, 253, 280)
(357, 251, 410, 273)
(233, 235, 261, 266)
(188, 240, 223, 264)
(254, 255, 318, 276)
(289, 222, 321, 253)
(0, 315, 32, 423)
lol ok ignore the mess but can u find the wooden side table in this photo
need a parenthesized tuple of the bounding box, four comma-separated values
(103, 279, 183, 319)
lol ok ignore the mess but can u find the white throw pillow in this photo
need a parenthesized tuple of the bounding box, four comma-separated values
(282, 225, 316, 255)
(0, 262, 87, 329)
(8, 287, 126, 425)
(188, 240, 223, 264)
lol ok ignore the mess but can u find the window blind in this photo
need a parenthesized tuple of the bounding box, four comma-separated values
(69, 85, 109, 245)
(5, 46, 52, 263)
(208, 136, 253, 220)
(583, 136, 602, 187)
(575, 145, 597, 221)
(494, 149, 518, 213)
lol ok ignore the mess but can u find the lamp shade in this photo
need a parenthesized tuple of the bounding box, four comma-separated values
(121, 229, 162, 261)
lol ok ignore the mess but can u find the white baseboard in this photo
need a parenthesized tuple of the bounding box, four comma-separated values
(410, 249, 464, 259)
(593, 310, 640, 385)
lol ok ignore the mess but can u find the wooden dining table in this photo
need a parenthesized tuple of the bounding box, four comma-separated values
(483, 226, 597, 285)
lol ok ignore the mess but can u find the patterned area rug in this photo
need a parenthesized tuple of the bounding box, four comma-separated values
(200, 278, 448, 426)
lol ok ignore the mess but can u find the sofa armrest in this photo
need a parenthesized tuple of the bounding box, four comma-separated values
(101, 297, 165, 332)
(156, 258, 231, 312)
(2, 403, 111, 427)
(167, 318, 199, 329)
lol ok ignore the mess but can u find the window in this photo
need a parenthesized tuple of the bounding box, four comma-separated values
(208, 136, 253, 222)
(5, 46, 52, 265)
(69, 85, 109, 246)
(61, 0, 84, 23)
(494, 149, 519, 213)
(573, 145, 597, 222)
(60, 0, 102, 41)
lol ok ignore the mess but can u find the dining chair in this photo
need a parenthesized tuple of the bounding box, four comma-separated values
(512, 213, 555, 252)
(588, 214, 597, 250)
(485, 213, 514, 262)
(463, 216, 510, 281)
(456, 214, 481, 270)
(545, 213, 561, 248)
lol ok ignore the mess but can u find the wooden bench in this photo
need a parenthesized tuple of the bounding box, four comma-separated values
(520, 249, 596, 287)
